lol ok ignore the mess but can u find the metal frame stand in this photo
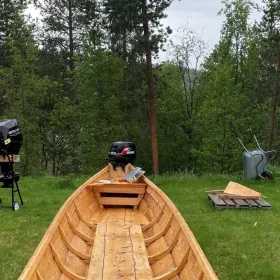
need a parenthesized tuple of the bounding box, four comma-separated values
(0, 154, 23, 210)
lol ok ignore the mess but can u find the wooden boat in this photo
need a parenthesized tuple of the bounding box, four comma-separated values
(19, 164, 218, 280)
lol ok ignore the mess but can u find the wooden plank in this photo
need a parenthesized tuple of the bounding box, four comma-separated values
(94, 192, 104, 209)
(50, 243, 86, 280)
(36, 270, 44, 280)
(218, 193, 260, 200)
(91, 182, 146, 188)
(134, 193, 144, 210)
(74, 201, 97, 229)
(245, 199, 259, 207)
(58, 226, 90, 261)
(223, 199, 236, 207)
(142, 204, 165, 232)
(87, 224, 152, 280)
(66, 214, 94, 244)
(145, 215, 173, 245)
(148, 229, 180, 263)
(232, 199, 250, 207)
(207, 194, 226, 206)
(153, 247, 190, 280)
(255, 198, 272, 208)
(130, 225, 153, 279)
(95, 185, 145, 194)
(98, 197, 140, 206)
(87, 223, 106, 280)
(224, 181, 261, 198)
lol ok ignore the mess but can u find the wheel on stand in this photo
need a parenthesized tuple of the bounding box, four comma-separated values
(12, 201, 20, 211)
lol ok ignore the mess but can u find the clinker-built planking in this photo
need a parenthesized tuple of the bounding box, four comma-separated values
(18, 164, 218, 280)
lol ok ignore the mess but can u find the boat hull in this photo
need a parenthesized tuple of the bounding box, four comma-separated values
(18, 164, 218, 280)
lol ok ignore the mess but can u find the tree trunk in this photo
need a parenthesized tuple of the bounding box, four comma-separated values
(268, 56, 280, 157)
(68, 0, 79, 173)
(142, 1, 159, 175)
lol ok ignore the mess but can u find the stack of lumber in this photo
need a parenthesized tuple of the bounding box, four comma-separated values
(207, 181, 271, 210)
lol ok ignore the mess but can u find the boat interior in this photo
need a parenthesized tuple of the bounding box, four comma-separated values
(22, 165, 216, 280)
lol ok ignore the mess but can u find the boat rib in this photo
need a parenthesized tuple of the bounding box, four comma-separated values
(18, 164, 218, 280)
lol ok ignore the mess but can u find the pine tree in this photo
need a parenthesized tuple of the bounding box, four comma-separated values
(259, 0, 280, 154)
(103, 0, 174, 175)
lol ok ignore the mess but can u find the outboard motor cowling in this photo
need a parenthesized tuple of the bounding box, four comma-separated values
(0, 119, 23, 155)
(107, 141, 136, 168)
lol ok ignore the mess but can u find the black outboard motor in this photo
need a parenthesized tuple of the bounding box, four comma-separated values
(107, 141, 136, 168)
(0, 119, 23, 210)
(0, 119, 23, 155)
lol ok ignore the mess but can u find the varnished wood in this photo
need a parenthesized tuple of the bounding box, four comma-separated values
(142, 204, 165, 232)
(74, 201, 97, 229)
(36, 270, 44, 280)
(148, 229, 180, 263)
(18, 164, 218, 280)
(97, 197, 140, 206)
(66, 213, 94, 244)
(50, 243, 86, 280)
(88, 224, 152, 280)
(58, 226, 90, 262)
(144, 215, 173, 245)
(153, 247, 190, 280)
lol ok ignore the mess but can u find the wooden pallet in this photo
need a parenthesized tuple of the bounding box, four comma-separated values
(208, 192, 272, 210)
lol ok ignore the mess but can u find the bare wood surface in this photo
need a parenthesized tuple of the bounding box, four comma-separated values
(50, 243, 86, 280)
(153, 247, 190, 280)
(94, 185, 145, 194)
(74, 202, 97, 228)
(142, 205, 165, 232)
(144, 215, 173, 245)
(218, 193, 261, 200)
(87, 224, 152, 280)
(36, 270, 44, 280)
(148, 229, 180, 264)
(224, 181, 261, 198)
(66, 213, 94, 244)
(98, 197, 140, 206)
(59, 226, 90, 261)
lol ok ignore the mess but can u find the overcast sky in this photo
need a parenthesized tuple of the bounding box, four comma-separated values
(160, 0, 263, 61)
(27, 0, 263, 62)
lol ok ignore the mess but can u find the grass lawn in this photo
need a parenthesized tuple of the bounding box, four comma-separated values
(0, 173, 279, 279)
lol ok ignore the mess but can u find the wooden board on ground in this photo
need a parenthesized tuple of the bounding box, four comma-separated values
(224, 181, 261, 199)
(208, 192, 271, 210)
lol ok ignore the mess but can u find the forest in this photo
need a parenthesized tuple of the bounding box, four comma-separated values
(0, 0, 280, 176)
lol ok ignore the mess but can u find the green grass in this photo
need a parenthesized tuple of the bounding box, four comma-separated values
(153, 174, 280, 280)
(0, 174, 280, 279)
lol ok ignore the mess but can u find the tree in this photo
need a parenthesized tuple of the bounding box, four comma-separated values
(258, 0, 280, 155)
(168, 24, 208, 169)
(33, 0, 102, 172)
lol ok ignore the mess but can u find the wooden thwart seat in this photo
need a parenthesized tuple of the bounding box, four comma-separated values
(87, 223, 153, 280)
(92, 183, 146, 208)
